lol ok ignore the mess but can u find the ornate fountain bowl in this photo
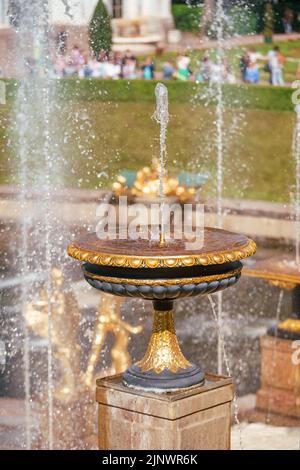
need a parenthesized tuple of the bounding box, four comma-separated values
(244, 253, 300, 340)
(68, 228, 256, 392)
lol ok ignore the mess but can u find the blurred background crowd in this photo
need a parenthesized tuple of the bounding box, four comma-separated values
(24, 43, 296, 87)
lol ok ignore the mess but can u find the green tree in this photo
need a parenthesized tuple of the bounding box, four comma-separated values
(264, 2, 274, 43)
(89, 0, 112, 57)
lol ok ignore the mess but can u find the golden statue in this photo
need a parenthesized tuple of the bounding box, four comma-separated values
(112, 158, 197, 203)
(25, 268, 143, 401)
(83, 294, 142, 388)
(25, 268, 81, 402)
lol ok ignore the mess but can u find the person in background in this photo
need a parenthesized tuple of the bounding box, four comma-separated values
(195, 54, 212, 82)
(267, 45, 279, 84)
(240, 50, 250, 82)
(122, 57, 137, 79)
(142, 57, 155, 80)
(248, 47, 263, 66)
(98, 49, 108, 63)
(53, 54, 66, 78)
(282, 8, 294, 34)
(121, 49, 137, 79)
(270, 46, 285, 86)
(64, 56, 77, 77)
(103, 53, 122, 80)
(175, 53, 191, 81)
(114, 51, 123, 68)
(70, 45, 84, 74)
(210, 60, 226, 84)
(122, 49, 137, 64)
(89, 54, 104, 78)
(244, 61, 260, 84)
(79, 54, 93, 78)
(224, 58, 236, 84)
(162, 59, 175, 80)
(244, 48, 261, 84)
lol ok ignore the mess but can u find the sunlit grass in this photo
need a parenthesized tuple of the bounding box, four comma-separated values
(0, 100, 295, 203)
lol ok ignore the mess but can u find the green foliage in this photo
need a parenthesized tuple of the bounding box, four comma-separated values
(253, 1, 300, 34)
(172, 4, 202, 33)
(228, 6, 259, 36)
(89, 0, 112, 56)
(172, 1, 300, 35)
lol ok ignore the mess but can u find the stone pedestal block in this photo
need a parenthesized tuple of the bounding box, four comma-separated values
(96, 373, 234, 450)
(256, 335, 300, 418)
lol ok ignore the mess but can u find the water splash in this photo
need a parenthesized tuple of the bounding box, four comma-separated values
(153, 83, 169, 244)
(215, 0, 225, 230)
(60, 0, 74, 20)
(293, 105, 300, 269)
(208, 294, 244, 450)
(212, 0, 226, 376)
(266, 289, 284, 424)
(17, 76, 32, 450)
(11, 1, 65, 449)
(13, 1, 52, 449)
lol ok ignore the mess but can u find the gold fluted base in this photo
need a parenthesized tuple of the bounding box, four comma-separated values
(137, 310, 191, 374)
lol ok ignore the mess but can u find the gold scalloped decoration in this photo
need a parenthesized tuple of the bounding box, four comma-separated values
(165, 258, 178, 268)
(213, 254, 224, 264)
(182, 257, 194, 267)
(67, 238, 256, 269)
(147, 258, 160, 268)
(130, 258, 143, 268)
(226, 253, 236, 262)
(115, 257, 126, 267)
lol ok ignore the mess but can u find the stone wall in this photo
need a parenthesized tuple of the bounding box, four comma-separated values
(0, 27, 16, 77)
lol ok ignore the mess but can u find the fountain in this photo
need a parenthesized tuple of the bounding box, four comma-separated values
(68, 228, 256, 392)
(244, 255, 300, 341)
(241, 106, 300, 421)
(244, 250, 300, 421)
(67, 83, 256, 449)
(254, 104, 300, 342)
(1, 0, 283, 451)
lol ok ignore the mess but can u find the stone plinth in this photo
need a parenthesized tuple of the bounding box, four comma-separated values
(256, 335, 300, 418)
(96, 373, 234, 450)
